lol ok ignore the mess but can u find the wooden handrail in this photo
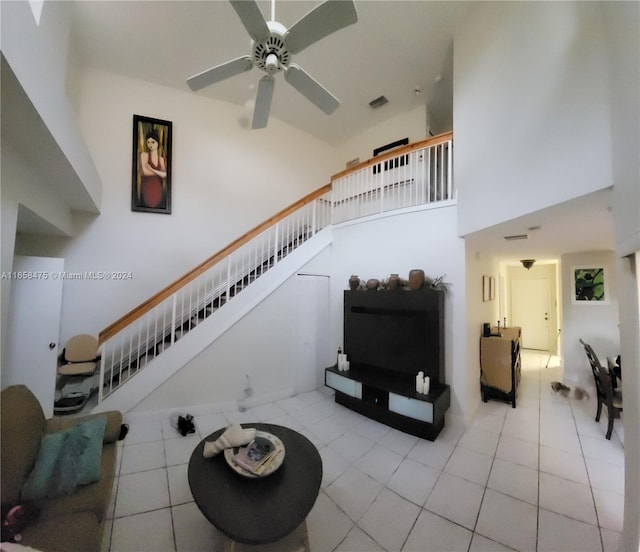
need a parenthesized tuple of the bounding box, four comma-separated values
(99, 183, 332, 344)
(330, 131, 453, 182)
(99, 131, 454, 345)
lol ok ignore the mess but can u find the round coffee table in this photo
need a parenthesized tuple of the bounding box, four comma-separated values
(188, 423, 322, 547)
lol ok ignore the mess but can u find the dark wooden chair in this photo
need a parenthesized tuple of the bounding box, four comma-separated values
(579, 339, 622, 439)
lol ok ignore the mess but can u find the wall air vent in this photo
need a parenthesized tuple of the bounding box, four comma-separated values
(369, 95, 388, 109)
(504, 234, 528, 241)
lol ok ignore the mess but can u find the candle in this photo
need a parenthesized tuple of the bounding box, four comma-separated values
(416, 372, 424, 393)
(423, 375, 430, 395)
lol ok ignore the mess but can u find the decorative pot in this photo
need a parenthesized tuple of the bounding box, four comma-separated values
(366, 278, 379, 291)
(408, 269, 425, 290)
(348, 275, 360, 291)
(388, 274, 400, 291)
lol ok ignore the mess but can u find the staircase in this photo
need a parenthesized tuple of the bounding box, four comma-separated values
(93, 133, 453, 413)
(100, 227, 317, 394)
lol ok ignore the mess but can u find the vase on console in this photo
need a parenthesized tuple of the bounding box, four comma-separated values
(348, 275, 360, 291)
(388, 274, 400, 291)
(366, 278, 380, 291)
(408, 269, 425, 290)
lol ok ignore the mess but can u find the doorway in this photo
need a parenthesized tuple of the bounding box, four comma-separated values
(3, 255, 64, 416)
(293, 273, 331, 393)
(507, 262, 559, 353)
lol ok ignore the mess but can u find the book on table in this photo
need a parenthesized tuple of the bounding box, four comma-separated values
(233, 436, 276, 474)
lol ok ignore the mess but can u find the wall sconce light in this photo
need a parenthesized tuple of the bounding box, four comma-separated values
(520, 259, 536, 270)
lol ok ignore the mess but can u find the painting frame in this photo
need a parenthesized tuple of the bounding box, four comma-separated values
(482, 275, 491, 302)
(571, 265, 609, 304)
(131, 114, 172, 214)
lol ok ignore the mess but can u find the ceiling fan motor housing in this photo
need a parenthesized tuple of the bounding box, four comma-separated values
(253, 21, 290, 74)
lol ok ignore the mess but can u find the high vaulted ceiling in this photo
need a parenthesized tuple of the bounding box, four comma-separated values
(62, 1, 616, 259)
(70, 0, 470, 145)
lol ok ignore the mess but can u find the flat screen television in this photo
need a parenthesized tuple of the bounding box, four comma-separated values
(343, 290, 443, 384)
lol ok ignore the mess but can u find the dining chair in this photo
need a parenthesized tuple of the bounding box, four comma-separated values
(579, 339, 623, 439)
(607, 356, 622, 387)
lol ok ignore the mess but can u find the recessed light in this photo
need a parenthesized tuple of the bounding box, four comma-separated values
(527, 225, 541, 231)
(504, 234, 528, 241)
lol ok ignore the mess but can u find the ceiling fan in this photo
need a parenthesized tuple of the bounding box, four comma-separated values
(187, 0, 358, 129)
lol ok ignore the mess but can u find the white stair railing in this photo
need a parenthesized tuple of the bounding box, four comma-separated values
(98, 189, 332, 401)
(332, 134, 453, 224)
(97, 133, 453, 402)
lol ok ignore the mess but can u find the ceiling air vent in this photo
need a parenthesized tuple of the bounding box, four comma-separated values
(504, 234, 528, 241)
(369, 95, 388, 109)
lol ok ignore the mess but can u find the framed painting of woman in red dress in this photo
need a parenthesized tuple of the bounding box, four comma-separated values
(131, 115, 172, 214)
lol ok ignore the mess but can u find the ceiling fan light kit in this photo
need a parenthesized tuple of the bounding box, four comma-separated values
(187, 0, 358, 129)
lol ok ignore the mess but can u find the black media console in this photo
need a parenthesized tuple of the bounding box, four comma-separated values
(325, 289, 450, 441)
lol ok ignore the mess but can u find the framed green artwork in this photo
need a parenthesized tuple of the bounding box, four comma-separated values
(572, 266, 608, 304)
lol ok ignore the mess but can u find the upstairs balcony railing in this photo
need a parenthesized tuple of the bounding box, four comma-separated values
(331, 132, 453, 223)
(97, 132, 453, 402)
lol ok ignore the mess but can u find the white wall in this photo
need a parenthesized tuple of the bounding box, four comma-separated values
(1, 0, 102, 210)
(15, 69, 342, 345)
(336, 104, 428, 176)
(454, 1, 613, 237)
(463, 247, 501, 420)
(329, 205, 469, 424)
(2, 142, 75, 237)
(599, 4, 640, 549)
(131, 273, 305, 413)
(560, 251, 620, 388)
(131, 204, 471, 426)
(600, 2, 640, 256)
(0, 199, 19, 368)
(0, 141, 76, 367)
(618, 253, 640, 551)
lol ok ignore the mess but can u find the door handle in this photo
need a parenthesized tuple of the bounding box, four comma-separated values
(49, 343, 56, 349)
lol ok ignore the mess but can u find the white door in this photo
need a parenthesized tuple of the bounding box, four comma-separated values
(4, 256, 64, 416)
(293, 274, 330, 393)
(512, 278, 551, 350)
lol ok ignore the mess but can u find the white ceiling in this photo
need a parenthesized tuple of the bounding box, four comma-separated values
(69, 0, 469, 145)
(60, 1, 617, 258)
(463, 188, 615, 264)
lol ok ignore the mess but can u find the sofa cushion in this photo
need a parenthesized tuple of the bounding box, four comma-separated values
(1, 385, 46, 505)
(46, 410, 122, 444)
(21, 427, 79, 501)
(36, 442, 117, 524)
(21, 418, 107, 502)
(76, 417, 107, 486)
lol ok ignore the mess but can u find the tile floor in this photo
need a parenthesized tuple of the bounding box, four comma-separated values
(101, 351, 624, 551)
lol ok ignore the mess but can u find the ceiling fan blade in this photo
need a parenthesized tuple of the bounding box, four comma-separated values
(285, 0, 358, 54)
(285, 64, 339, 115)
(187, 56, 253, 91)
(252, 75, 275, 129)
(229, 0, 270, 42)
